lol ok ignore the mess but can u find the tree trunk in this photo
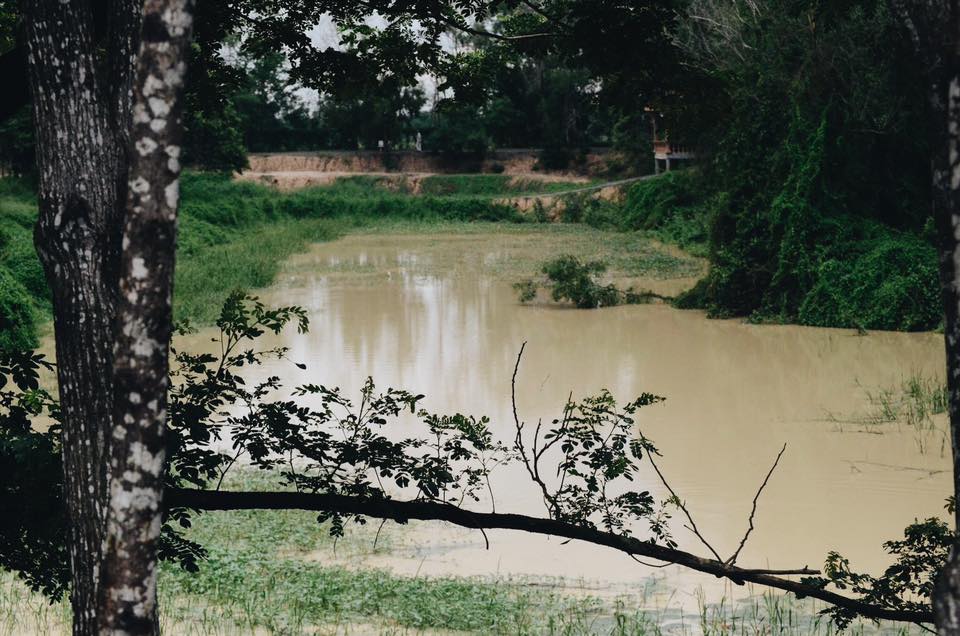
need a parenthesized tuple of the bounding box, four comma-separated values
(99, 1, 192, 632)
(935, 68, 960, 634)
(930, 2, 960, 632)
(19, 1, 138, 633)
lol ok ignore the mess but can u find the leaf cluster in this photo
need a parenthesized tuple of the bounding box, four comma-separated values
(515, 389, 673, 544)
(0, 350, 65, 599)
(801, 518, 954, 628)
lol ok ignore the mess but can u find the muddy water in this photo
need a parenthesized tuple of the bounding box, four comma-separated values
(182, 233, 949, 604)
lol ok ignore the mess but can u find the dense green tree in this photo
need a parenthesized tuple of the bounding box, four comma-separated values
(665, 0, 937, 330)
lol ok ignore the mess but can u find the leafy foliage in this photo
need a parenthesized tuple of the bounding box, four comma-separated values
(0, 267, 38, 352)
(0, 350, 65, 599)
(514, 389, 672, 542)
(802, 518, 954, 628)
(166, 292, 515, 536)
(660, 0, 939, 330)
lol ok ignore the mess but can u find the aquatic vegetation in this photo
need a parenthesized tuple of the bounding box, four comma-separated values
(827, 373, 948, 455)
(515, 255, 668, 308)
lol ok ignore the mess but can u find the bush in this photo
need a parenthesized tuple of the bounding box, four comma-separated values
(515, 255, 662, 308)
(617, 171, 710, 254)
(0, 268, 38, 352)
(797, 234, 940, 331)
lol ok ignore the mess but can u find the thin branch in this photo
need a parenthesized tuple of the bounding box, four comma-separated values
(520, 0, 568, 29)
(630, 554, 671, 568)
(167, 487, 933, 626)
(727, 443, 787, 566)
(512, 343, 561, 516)
(372, 518, 388, 551)
(437, 15, 553, 42)
(636, 431, 724, 563)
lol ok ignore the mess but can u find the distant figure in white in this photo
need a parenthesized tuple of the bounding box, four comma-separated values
(416, 131, 423, 152)
(378, 139, 385, 152)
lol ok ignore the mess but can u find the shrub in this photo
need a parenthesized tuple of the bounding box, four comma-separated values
(616, 171, 710, 254)
(797, 234, 940, 331)
(0, 267, 38, 352)
(515, 255, 663, 309)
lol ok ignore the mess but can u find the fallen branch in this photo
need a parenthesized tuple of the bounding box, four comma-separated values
(167, 487, 933, 625)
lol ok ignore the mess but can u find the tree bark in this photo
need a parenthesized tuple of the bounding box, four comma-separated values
(923, 0, 960, 631)
(935, 65, 960, 633)
(18, 0, 138, 632)
(99, 1, 192, 632)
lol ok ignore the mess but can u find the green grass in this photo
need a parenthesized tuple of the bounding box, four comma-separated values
(0, 171, 704, 340)
(567, 172, 710, 259)
(175, 217, 342, 324)
(418, 174, 591, 197)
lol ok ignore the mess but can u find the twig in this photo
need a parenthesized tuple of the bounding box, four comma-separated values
(512, 343, 561, 516)
(630, 554, 671, 568)
(437, 15, 553, 42)
(727, 444, 787, 566)
(636, 431, 724, 563)
(520, 0, 568, 28)
(372, 518, 388, 551)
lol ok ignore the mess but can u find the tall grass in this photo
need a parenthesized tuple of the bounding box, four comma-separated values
(828, 372, 949, 454)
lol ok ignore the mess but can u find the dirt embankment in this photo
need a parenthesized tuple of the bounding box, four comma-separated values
(238, 150, 615, 190)
(234, 150, 644, 219)
(245, 149, 612, 175)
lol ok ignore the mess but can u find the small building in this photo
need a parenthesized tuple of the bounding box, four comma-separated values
(648, 109, 695, 174)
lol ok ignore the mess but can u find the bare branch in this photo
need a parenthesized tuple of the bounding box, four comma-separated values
(635, 430, 724, 563)
(727, 443, 787, 566)
(437, 15, 553, 42)
(520, 0, 568, 29)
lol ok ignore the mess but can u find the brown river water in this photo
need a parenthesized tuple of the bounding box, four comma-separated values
(175, 232, 949, 609)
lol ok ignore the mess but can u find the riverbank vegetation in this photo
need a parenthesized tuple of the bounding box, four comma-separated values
(627, 1, 937, 332)
(0, 173, 523, 347)
(575, 168, 941, 332)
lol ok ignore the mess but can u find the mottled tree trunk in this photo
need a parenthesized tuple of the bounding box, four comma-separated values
(922, 0, 960, 632)
(99, 1, 192, 632)
(935, 67, 960, 634)
(17, 0, 145, 633)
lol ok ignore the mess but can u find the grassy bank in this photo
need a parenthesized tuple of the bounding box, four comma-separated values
(416, 174, 593, 196)
(1, 168, 943, 344)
